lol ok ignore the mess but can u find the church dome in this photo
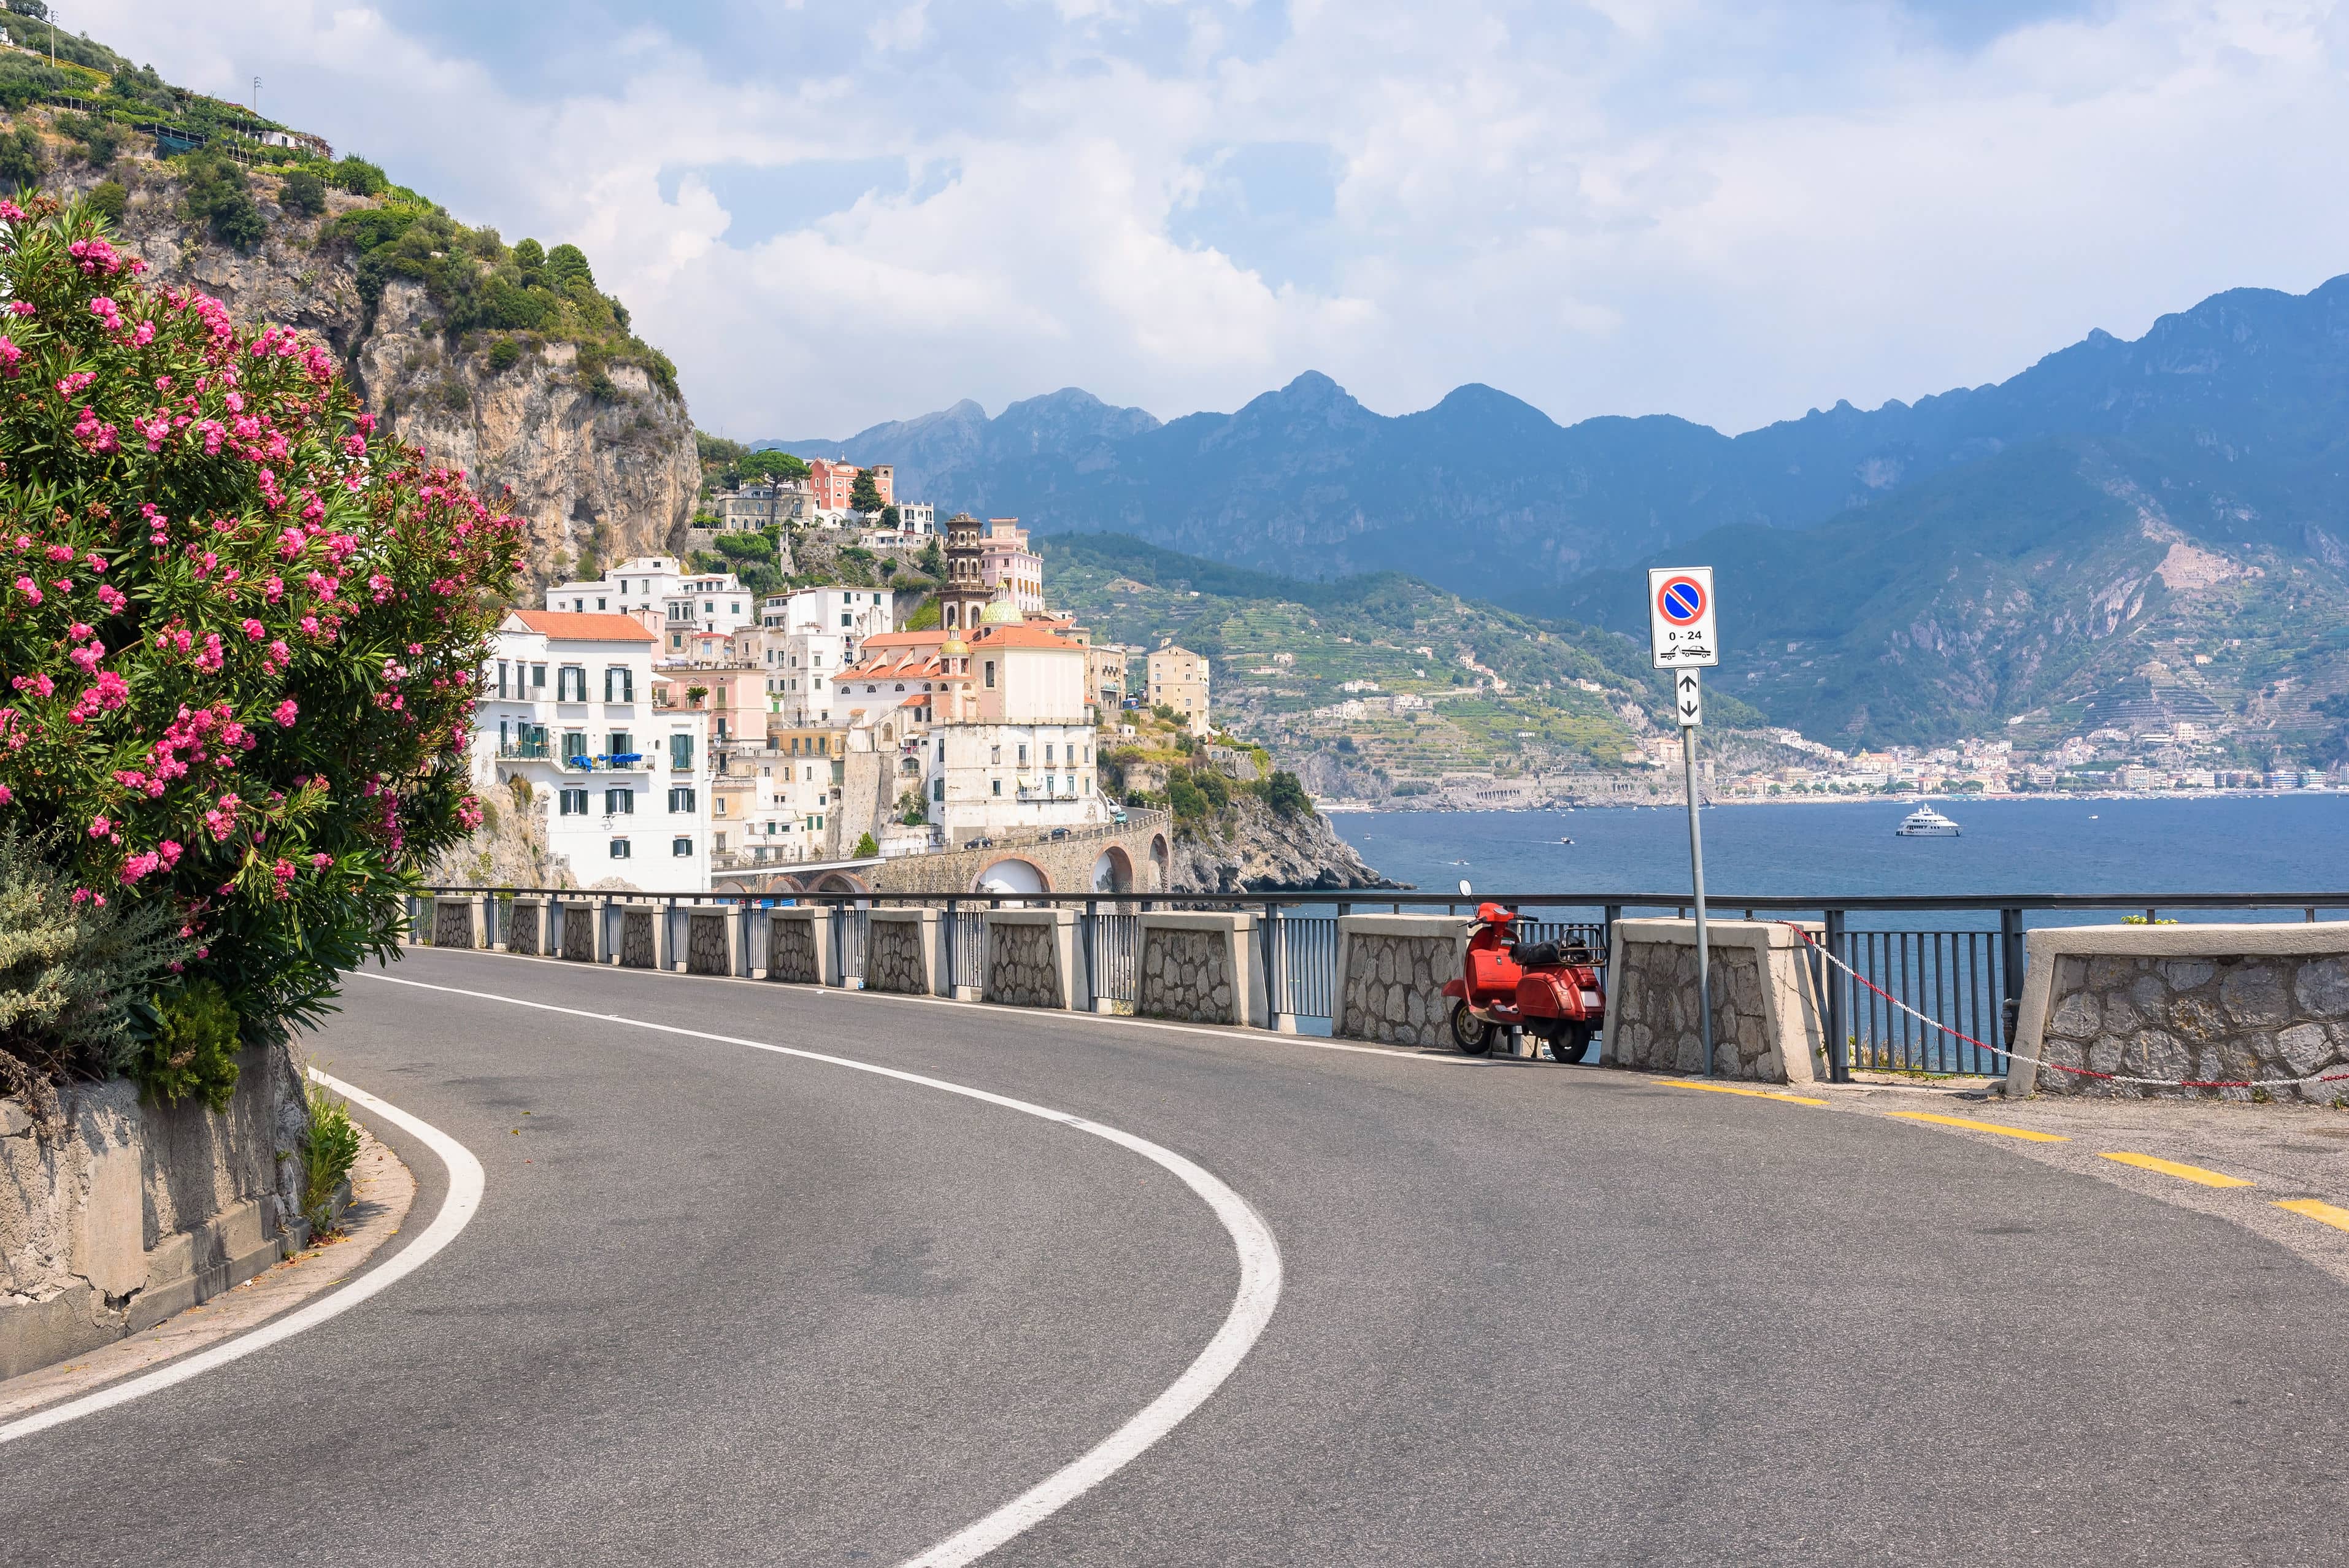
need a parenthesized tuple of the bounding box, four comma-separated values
(978, 598, 1018, 625)
(940, 631, 970, 657)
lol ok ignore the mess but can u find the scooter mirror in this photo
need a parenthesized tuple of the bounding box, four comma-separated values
(1457, 878, 1472, 897)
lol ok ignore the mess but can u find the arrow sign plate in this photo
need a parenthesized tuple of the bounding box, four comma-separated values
(1648, 566, 1718, 670)
(1675, 669, 1702, 728)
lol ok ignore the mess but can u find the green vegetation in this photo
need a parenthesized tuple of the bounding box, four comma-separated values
(277, 163, 325, 217)
(850, 468, 884, 513)
(182, 150, 264, 249)
(0, 122, 41, 190)
(136, 978, 241, 1113)
(301, 1078, 363, 1236)
(0, 828, 187, 1101)
(1050, 534, 1760, 781)
(328, 204, 677, 398)
(86, 175, 123, 221)
(853, 832, 881, 858)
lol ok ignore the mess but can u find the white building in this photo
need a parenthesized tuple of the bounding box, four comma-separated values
(657, 571, 757, 652)
(893, 502, 936, 536)
(473, 610, 714, 892)
(754, 586, 897, 726)
(545, 555, 685, 618)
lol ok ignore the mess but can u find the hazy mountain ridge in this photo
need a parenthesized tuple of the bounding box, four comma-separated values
(769, 276, 2349, 604)
(771, 274, 2349, 750)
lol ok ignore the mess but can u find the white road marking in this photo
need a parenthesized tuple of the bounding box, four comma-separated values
(0, 1069, 484, 1447)
(354, 969, 1285, 1568)
(408, 943, 1515, 1067)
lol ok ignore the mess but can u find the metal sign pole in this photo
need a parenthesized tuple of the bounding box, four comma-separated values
(1680, 679, 1714, 1077)
(1650, 570, 1720, 1080)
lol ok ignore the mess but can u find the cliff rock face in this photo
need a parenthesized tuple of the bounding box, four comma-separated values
(357, 282, 698, 588)
(57, 161, 696, 588)
(1168, 795, 1396, 893)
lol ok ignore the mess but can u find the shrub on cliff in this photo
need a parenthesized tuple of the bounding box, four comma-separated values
(0, 190, 525, 1079)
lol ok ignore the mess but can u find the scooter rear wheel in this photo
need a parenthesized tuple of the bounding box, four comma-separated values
(1550, 1022, 1596, 1065)
(1449, 1000, 1495, 1056)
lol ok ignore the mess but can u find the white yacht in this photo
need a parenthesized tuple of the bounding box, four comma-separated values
(1896, 805, 1962, 837)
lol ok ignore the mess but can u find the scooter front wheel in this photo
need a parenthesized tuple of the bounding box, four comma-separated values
(1448, 1000, 1495, 1056)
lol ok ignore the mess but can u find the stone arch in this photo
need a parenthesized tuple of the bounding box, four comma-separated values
(812, 871, 868, 894)
(1149, 833, 1170, 890)
(1091, 845, 1134, 894)
(975, 857, 1048, 896)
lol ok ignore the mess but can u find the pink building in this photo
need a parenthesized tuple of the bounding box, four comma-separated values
(980, 518, 1045, 614)
(807, 458, 893, 513)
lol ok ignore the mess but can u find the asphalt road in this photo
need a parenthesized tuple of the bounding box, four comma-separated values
(8, 947, 2347, 1565)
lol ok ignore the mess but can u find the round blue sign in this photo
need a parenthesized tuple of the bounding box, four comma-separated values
(1658, 576, 1705, 625)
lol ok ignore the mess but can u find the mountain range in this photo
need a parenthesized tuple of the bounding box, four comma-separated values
(772, 275, 2349, 753)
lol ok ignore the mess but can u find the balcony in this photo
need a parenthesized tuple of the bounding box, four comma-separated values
(496, 740, 553, 761)
(558, 752, 653, 774)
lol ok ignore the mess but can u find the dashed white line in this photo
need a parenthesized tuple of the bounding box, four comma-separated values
(353, 970, 1285, 1568)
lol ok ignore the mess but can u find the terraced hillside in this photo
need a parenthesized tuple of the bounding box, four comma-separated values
(1045, 536, 1775, 796)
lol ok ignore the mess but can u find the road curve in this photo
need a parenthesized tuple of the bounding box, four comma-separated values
(7, 946, 2346, 1566)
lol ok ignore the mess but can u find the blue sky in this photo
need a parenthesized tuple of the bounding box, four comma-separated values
(84, 2, 2349, 441)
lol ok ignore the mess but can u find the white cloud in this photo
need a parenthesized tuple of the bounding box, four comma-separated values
(74, 0, 2349, 442)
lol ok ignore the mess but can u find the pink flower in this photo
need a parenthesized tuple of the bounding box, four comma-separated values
(273, 698, 298, 726)
(89, 817, 112, 838)
(0, 336, 19, 377)
(14, 576, 40, 605)
(96, 584, 126, 613)
(55, 371, 95, 397)
(0, 785, 12, 805)
(242, 618, 266, 640)
(311, 853, 331, 869)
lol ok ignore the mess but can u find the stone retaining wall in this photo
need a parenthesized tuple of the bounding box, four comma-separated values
(2009, 924, 2349, 1101)
(1, 1042, 309, 1379)
(1334, 915, 1465, 1047)
(1601, 920, 1823, 1084)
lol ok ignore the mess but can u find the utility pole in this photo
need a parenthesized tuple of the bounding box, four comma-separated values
(1678, 678, 1713, 1077)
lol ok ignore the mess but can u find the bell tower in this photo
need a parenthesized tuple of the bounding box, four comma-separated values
(939, 512, 990, 632)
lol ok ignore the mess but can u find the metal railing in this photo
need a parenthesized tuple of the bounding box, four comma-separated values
(409, 885, 2349, 1079)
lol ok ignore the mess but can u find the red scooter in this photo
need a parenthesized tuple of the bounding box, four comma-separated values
(1440, 902, 1606, 1062)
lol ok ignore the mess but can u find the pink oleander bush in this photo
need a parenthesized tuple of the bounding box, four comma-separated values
(0, 190, 523, 1089)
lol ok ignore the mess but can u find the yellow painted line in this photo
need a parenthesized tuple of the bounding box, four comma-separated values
(2275, 1198, 2349, 1234)
(1659, 1080, 1828, 1107)
(1885, 1110, 2068, 1143)
(2097, 1151, 2252, 1188)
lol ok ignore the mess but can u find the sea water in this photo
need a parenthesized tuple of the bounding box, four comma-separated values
(1331, 795, 2349, 926)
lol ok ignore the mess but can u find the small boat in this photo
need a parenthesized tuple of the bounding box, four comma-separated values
(1558, 837, 1575, 845)
(1896, 805, 1961, 837)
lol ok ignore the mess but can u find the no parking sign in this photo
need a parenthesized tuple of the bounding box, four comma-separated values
(1647, 567, 1718, 670)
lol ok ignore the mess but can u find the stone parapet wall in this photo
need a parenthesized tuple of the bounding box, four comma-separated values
(985, 910, 1073, 1010)
(1, 1042, 309, 1379)
(1334, 915, 1465, 1047)
(1137, 912, 1262, 1027)
(618, 905, 662, 969)
(431, 896, 480, 949)
(507, 899, 544, 956)
(767, 909, 827, 985)
(1602, 920, 1824, 1085)
(2010, 924, 2349, 1101)
(686, 911, 736, 977)
(865, 910, 938, 996)
(561, 904, 598, 963)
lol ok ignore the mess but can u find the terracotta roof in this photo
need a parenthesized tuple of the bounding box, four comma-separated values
(971, 624, 1085, 650)
(508, 610, 657, 642)
(855, 630, 948, 650)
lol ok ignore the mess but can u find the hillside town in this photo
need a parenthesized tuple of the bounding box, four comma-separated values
(467, 466, 1236, 893)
